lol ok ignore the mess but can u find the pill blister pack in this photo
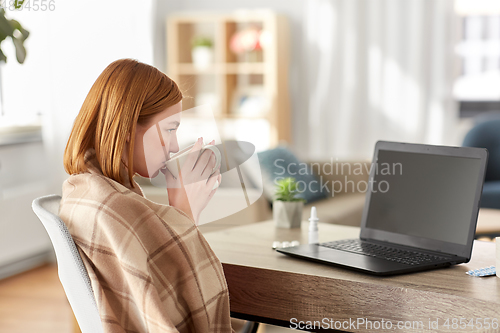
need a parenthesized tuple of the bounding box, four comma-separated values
(272, 240, 300, 250)
(466, 266, 496, 277)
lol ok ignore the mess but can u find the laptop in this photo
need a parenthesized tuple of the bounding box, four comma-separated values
(277, 141, 488, 276)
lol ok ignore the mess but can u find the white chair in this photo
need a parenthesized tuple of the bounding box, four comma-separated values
(32, 194, 104, 333)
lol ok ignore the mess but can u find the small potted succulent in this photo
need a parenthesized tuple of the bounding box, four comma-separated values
(191, 36, 213, 70)
(273, 177, 305, 228)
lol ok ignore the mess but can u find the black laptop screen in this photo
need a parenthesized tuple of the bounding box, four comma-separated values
(365, 150, 482, 245)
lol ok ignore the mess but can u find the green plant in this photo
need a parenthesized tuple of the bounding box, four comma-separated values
(0, 8, 29, 63)
(191, 36, 212, 48)
(274, 177, 305, 202)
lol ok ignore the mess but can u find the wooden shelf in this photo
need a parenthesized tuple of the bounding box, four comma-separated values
(166, 10, 290, 148)
(174, 63, 266, 75)
(182, 113, 269, 120)
(225, 63, 265, 74)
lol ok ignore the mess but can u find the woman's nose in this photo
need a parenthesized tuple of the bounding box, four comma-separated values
(170, 137, 180, 154)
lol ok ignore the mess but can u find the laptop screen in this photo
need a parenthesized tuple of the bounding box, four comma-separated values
(365, 149, 483, 246)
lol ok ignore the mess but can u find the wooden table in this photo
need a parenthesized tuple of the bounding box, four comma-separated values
(202, 221, 500, 332)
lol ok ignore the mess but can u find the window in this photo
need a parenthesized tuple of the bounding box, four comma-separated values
(454, 0, 500, 117)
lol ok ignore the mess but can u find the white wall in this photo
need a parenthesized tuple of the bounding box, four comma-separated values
(2, 0, 155, 185)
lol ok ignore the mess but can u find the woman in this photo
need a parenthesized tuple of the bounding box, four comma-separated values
(59, 59, 233, 333)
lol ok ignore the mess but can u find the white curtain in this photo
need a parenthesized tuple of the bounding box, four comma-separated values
(300, 0, 459, 160)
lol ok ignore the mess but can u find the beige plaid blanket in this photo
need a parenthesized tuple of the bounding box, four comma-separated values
(59, 151, 234, 333)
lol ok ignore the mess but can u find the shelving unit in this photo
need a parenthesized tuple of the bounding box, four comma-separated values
(166, 10, 290, 150)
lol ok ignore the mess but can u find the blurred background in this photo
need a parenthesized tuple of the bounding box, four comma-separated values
(1, 0, 500, 331)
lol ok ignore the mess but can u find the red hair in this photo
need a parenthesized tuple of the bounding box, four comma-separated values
(64, 59, 183, 186)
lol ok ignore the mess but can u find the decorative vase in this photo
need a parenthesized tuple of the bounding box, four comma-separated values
(273, 200, 303, 229)
(192, 46, 213, 70)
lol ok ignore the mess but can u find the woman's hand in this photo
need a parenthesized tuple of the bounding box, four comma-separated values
(163, 138, 221, 225)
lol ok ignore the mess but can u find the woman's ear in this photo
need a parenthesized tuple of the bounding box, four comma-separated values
(126, 133, 131, 143)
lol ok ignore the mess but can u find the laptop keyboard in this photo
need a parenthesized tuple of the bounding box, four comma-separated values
(320, 239, 450, 266)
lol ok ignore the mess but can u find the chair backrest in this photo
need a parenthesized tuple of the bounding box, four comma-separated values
(463, 118, 500, 182)
(32, 195, 104, 333)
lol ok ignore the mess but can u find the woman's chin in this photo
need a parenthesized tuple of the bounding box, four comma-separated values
(136, 169, 160, 179)
(150, 169, 160, 178)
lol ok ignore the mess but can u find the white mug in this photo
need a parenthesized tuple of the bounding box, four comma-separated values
(162, 142, 221, 180)
(496, 237, 500, 278)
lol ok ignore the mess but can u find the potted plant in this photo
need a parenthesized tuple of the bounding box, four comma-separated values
(191, 36, 213, 70)
(0, 8, 29, 63)
(273, 177, 305, 228)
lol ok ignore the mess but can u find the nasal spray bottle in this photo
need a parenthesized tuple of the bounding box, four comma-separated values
(308, 206, 319, 244)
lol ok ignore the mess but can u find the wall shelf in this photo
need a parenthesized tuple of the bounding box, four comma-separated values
(166, 10, 290, 150)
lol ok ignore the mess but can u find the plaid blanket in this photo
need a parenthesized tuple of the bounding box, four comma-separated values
(59, 151, 234, 333)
